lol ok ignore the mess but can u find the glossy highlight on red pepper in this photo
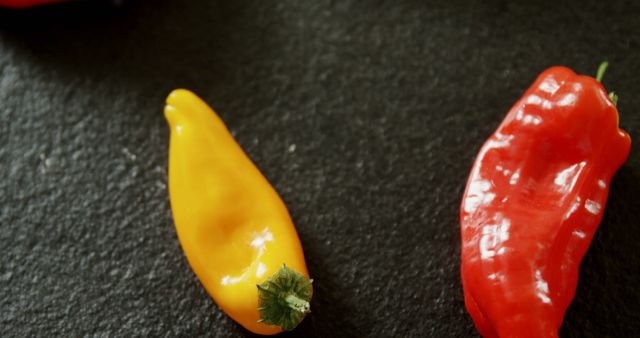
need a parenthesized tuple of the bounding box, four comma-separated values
(460, 66, 631, 337)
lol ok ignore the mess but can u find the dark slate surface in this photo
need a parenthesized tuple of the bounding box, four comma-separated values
(1, 1, 639, 337)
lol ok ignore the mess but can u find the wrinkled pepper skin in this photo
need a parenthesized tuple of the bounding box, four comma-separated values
(460, 67, 630, 337)
(165, 89, 311, 335)
(0, 0, 68, 8)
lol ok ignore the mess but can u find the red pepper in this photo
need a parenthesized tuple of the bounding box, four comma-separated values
(0, 0, 69, 8)
(460, 65, 631, 337)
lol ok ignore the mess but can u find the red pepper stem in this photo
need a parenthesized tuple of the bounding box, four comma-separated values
(595, 61, 619, 106)
(596, 61, 608, 83)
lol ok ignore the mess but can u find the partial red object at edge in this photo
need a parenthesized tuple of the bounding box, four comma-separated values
(0, 0, 70, 9)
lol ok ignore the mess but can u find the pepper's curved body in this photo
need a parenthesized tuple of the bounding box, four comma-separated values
(165, 89, 311, 335)
(460, 67, 630, 337)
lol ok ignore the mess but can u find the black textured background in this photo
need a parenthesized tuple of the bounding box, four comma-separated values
(1, 1, 639, 337)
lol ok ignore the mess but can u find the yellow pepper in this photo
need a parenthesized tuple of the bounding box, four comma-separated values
(164, 89, 313, 335)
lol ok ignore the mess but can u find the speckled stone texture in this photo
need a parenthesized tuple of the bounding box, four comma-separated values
(1, 1, 639, 337)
